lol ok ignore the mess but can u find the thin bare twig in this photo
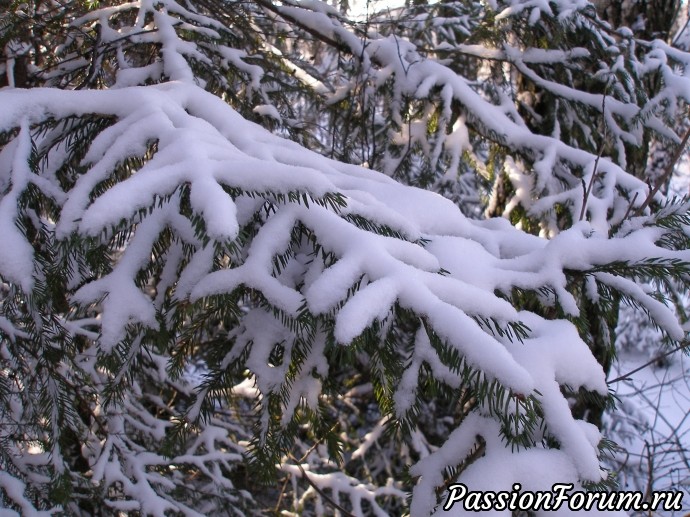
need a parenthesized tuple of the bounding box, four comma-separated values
(288, 453, 356, 517)
(580, 87, 608, 221)
(273, 475, 290, 514)
(607, 340, 690, 384)
(580, 142, 605, 221)
(633, 124, 690, 217)
(621, 191, 639, 222)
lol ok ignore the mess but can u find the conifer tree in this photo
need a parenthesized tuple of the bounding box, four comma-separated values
(1, 0, 690, 514)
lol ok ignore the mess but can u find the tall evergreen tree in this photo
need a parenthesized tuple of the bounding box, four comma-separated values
(1, 0, 690, 514)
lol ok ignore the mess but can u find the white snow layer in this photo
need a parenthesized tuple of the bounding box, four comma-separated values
(0, 78, 686, 512)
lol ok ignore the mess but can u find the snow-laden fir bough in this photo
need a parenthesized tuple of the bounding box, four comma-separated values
(1, 0, 690, 514)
